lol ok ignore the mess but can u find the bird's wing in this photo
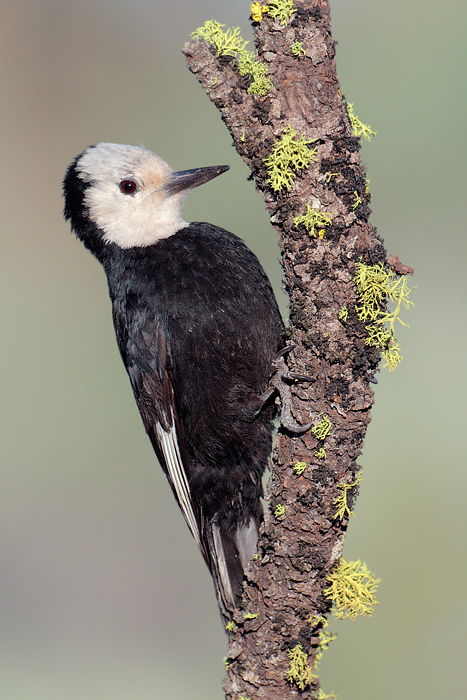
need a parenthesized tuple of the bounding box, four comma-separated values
(117, 316, 203, 554)
(154, 408, 201, 551)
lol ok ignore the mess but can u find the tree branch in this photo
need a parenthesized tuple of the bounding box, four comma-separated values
(184, 2, 390, 697)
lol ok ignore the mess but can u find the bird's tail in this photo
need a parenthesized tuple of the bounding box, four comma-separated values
(203, 512, 261, 620)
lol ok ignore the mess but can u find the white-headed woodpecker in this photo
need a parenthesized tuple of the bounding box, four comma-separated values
(62, 143, 288, 618)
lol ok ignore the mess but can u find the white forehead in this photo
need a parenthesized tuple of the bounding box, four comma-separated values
(76, 142, 172, 184)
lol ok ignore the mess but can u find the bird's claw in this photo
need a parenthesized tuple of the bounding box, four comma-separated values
(273, 344, 296, 361)
(261, 345, 313, 434)
(281, 369, 314, 383)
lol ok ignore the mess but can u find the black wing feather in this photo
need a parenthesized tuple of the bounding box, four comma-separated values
(112, 299, 206, 557)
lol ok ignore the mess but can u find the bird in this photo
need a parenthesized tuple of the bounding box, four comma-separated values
(62, 142, 288, 618)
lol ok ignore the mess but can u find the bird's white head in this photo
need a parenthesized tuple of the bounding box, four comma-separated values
(70, 143, 228, 249)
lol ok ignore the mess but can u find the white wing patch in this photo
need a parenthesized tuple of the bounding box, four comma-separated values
(155, 417, 201, 549)
(211, 523, 235, 611)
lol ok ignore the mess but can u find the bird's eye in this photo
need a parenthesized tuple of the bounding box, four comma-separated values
(119, 179, 138, 195)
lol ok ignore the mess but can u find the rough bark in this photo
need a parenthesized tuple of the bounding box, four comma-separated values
(184, 2, 384, 697)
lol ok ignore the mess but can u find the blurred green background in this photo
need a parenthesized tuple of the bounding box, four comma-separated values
(1, 1, 465, 698)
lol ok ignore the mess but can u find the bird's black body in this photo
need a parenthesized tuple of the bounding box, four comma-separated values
(63, 144, 284, 617)
(106, 225, 284, 606)
(106, 225, 283, 517)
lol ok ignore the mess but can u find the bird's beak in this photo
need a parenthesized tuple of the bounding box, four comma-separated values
(165, 164, 229, 196)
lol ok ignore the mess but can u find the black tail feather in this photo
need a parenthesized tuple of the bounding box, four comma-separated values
(203, 512, 261, 620)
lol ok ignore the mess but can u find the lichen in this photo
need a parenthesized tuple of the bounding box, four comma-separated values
(264, 125, 317, 191)
(354, 260, 414, 371)
(308, 612, 324, 626)
(191, 21, 247, 56)
(244, 612, 258, 620)
(268, 0, 296, 26)
(293, 460, 307, 475)
(351, 190, 362, 210)
(237, 50, 273, 96)
(346, 102, 376, 141)
(311, 415, 332, 441)
(294, 203, 333, 238)
(315, 447, 326, 460)
(286, 644, 316, 690)
(333, 473, 362, 520)
(251, 2, 269, 23)
(291, 40, 306, 57)
(191, 21, 272, 97)
(366, 327, 402, 370)
(324, 559, 380, 620)
(315, 618, 338, 667)
(274, 503, 285, 518)
(338, 306, 348, 322)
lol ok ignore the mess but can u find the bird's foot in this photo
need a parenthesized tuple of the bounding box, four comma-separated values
(261, 345, 313, 434)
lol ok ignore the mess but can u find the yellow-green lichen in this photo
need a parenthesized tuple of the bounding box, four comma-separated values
(315, 618, 338, 667)
(354, 260, 414, 371)
(191, 21, 272, 97)
(346, 102, 376, 141)
(307, 612, 324, 626)
(326, 172, 339, 183)
(286, 644, 316, 690)
(291, 40, 306, 57)
(244, 612, 258, 620)
(294, 203, 333, 238)
(293, 460, 307, 475)
(315, 447, 326, 460)
(351, 190, 362, 210)
(333, 473, 362, 521)
(366, 326, 402, 370)
(311, 415, 332, 441)
(318, 691, 338, 699)
(274, 503, 285, 518)
(269, 0, 296, 25)
(338, 306, 348, 322)
(237, 50, 274, 96)
(191, 21, 248, 56)
(225, 620, 235, 632)
(324, 558, 380, 620)
(264, 125, 317, 191)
